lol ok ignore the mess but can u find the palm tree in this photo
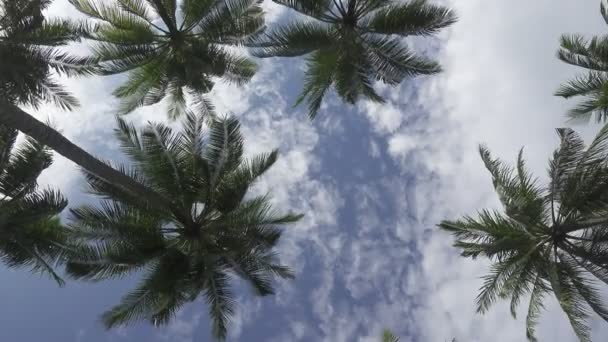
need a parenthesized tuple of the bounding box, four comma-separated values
(69, 0, 264, 118)
(246, 0, 456, 118)
(65, 112, 303, 341)
(556, 1, 608, 122)
(0, 0, 173, 210)
(439, 127, 608, 342)
(0, 124, 68, 285)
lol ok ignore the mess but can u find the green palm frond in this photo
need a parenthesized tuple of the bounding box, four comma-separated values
(101, 250, 190, 328)
(0, 135, 51, 198)
(525, 274, 547, 342)
(67, 113, 301, 340)
(557, 5, 608, 122)
(204, 266, 236, 340)
(334, 47, 384, 104)
(362, 34, 441, 84)
(296, 49, 338, 118)
(204, 117, 244, 189)
(248, 0, 455, 118)
(362, 0, 457, 36)
(198, 0, 265, 44)
(213, 150, 278, 213)
(247, 21, 335, 57)
(117, 0, 155, 23)
(440, 127, 608, 341)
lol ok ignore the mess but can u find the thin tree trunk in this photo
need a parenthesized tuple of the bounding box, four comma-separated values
(0, 102, 171, 209)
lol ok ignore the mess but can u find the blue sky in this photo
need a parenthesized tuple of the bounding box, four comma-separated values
(6, 0, 608, 341)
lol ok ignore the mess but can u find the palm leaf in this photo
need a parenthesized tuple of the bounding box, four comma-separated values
(362, 0, 457, 36)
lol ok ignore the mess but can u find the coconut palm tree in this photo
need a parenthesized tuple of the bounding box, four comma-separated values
(556, 1, 608, 122)
(439, 127, 608, 342)
(69, 0, 264, 118)
(246, 0, 456, 118)
(1, 0, 174, 210)
(0, 124, 68, 285)
(65, 112, 303, 341)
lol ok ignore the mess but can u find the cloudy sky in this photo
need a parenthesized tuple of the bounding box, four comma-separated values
(3, 0, 608, 341)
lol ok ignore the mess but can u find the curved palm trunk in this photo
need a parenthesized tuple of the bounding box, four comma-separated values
(0, 102, 171, 209)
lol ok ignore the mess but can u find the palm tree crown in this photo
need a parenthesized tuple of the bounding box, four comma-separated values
(70, 0, 265, 118)
(556, 1, 608, 122)
(0, 125, 68, 285)
(0, 0, 92, 109)
(439, 127, 608, 342)
(247, 0, 456, 118)
(65, 112, 303, 340)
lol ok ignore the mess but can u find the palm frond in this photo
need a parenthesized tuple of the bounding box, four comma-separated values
(362, 0, 456, 36)
(525, 275, 547, 342)
(334, 48, 384, 105)
(117, 0, 155, 22)
(362, 34, 441, 84)
(203, 117, 244, 189)
(296, 49, 337, 118)
(0, 135, 51, 198)
(197, 0, 265, 45)
(558, 34, 608, 72)
(247, 21, 334, 57)
(69, 0, 152, 32)
(548, 260, 592, 342)
(271, 0, 331, 18)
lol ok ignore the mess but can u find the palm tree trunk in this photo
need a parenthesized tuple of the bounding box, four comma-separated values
(0, 102, 171, 209)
